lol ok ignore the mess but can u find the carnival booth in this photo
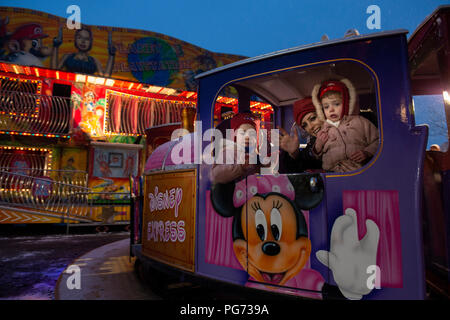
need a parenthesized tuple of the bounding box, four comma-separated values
(0, 6, 275, 225)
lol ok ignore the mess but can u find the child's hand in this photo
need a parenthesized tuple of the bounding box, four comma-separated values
(314, 130, 328, 153)
(350, 150, 370, 163)
(278, 127, 299, 155)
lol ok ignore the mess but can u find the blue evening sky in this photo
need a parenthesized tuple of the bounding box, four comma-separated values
(1, 0, 448, 57)
(2, 0, 449, 149)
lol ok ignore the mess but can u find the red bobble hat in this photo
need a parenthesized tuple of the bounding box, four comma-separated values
(10, 23, 48, 41)
(230, 113, 256, 131)
(293, 97, 315, 125)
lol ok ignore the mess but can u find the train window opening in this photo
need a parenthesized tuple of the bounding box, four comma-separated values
(222, 60, 380, 174)
(213, 84, 274, 143)
(413, 94, 449, 152)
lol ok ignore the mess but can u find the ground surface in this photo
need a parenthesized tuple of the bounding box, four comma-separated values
(56, 238, 159, 300)
(0, 228, 129, 300)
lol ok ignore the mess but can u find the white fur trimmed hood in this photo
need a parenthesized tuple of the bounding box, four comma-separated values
(311, 78, 357, 121)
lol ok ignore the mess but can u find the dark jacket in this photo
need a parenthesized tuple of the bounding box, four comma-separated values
(278, 137, 322, 174)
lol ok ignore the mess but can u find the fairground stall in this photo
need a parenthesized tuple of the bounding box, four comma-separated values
(0, 7, 275, 228)
(0, 61, 273, 227)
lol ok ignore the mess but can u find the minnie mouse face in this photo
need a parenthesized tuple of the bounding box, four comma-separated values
(233, 194, 311, 286)
(210, 174, 323, 288)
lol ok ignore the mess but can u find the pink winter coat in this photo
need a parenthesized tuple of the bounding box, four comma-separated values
(210, 139, 261, 184)
(314, 115, 379, 172)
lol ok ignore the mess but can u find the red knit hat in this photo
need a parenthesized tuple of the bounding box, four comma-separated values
(230, 113, 256, 131)
(317, 80, 350, 118)
(10, 23, 48, 41)
(293, 97, 315, 125)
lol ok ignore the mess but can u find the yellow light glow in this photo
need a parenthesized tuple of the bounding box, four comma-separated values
(95, 77, 105, 85)
(105, 79, 115, 86)
(443, 91, 450, 104)
(76, 74, 87, 83)
(146, 85, 162, 93)
(87, 76, 96, 84)
(160, 88, 177, 96)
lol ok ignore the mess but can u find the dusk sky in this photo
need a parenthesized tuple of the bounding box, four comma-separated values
(2, 0, 448, 57)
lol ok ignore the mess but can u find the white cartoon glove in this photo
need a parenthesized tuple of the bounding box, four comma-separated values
(316, 208, 380, 300)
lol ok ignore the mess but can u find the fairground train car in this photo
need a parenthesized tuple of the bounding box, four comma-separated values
(131, 7, 450, 300)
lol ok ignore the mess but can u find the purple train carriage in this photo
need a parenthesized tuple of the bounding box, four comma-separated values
(130, 6, 450, 299)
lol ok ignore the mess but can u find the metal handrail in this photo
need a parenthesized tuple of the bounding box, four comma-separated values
(0, 167, 88, 187)
(0, 91, 72, 135)
(0, 170, 91, 220)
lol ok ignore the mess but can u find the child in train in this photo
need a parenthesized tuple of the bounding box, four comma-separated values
(311, 79, 379, 172)
(210, 113, 262, 183)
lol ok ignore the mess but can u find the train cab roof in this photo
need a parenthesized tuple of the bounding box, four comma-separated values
(196, 30, 408, 108)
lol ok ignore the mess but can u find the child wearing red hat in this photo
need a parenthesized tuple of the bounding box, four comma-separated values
(211, 113, 262, 183)
(311, 79, 379, 172)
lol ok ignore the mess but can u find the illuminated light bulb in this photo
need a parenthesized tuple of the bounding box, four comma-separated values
(443, 91, 450, 104)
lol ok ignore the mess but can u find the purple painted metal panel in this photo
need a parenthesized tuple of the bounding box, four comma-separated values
(192, 32, 428, 299)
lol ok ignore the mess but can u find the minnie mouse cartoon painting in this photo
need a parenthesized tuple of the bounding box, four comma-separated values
(210, 174, 380, 300)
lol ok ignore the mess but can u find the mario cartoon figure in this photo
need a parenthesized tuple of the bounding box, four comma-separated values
(211, 174, 380, 300)
(5, 23, 51, 67)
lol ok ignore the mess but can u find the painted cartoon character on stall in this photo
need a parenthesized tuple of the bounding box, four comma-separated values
(123, 152, 136, 177)
(51, 26, 115, 76)
(211, 174, 380, 300)
(78, 90, 105, 137)
(95, 152, 112, 177)
(3, 23, 52, 67)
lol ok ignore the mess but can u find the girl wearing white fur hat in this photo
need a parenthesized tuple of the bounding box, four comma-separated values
(311, 79, 379, 172)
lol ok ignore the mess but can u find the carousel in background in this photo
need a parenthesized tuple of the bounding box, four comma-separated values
(0, 7, 273, 226)
(0, 61, 273, 226)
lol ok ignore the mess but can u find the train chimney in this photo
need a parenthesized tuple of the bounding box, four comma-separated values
(181, 106, 197, 133)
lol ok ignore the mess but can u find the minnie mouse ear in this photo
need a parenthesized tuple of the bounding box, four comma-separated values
(288, 174, 324, 210)
(210, 182, 239, 218)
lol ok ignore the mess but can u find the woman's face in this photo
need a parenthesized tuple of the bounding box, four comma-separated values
(75, 30, 91, 52)
(300, 112, 323, 137)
